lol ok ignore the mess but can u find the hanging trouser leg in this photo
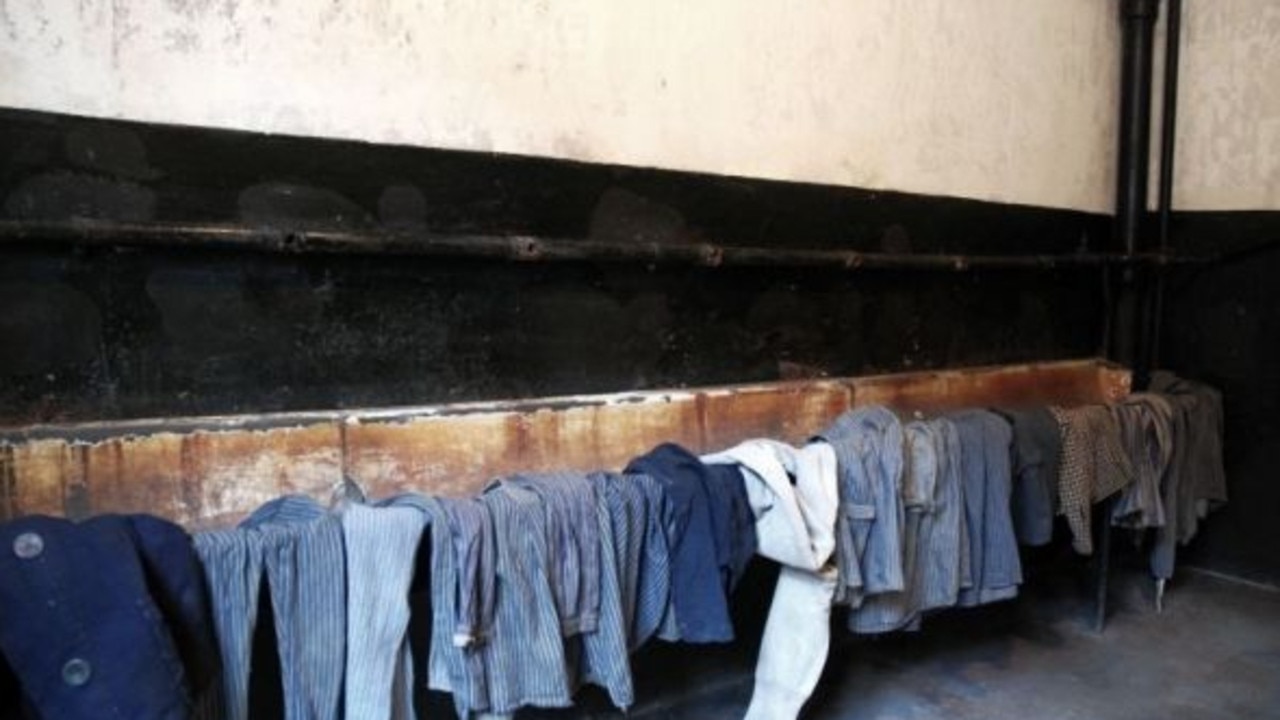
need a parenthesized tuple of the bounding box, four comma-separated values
(743, 565, 839, 720)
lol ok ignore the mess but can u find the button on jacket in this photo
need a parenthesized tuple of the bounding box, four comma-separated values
(0, 514, 219, 720)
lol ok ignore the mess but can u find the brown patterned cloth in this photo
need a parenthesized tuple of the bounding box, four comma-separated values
(1048, 405, 1136, 554)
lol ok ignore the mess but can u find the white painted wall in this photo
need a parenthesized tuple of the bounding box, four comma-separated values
(1168, 1, 1280, 211)
(7, 2, 1276, 214)
(0, 0, 1121, 213)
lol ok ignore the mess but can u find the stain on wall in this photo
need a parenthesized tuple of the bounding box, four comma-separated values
(0, 110, 1111, 425)
(0, 0, 1119, 212)
(1168, 1, 1280, 211)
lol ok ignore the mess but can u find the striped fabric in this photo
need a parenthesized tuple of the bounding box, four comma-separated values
(848, 420, 936, 633)
(441, 498, 498, 648)
(240, 496, 345, 720)
(949, 410, 1022, 607)
(846, 418, 970, 632)
(388, 494, 491, 719)
(505, 472, 602, 637)
(478, 481, 574, 713)
(590, 472, 674, 650)
(196, 495, 347, 720)
(193, 529, 265, 720)
(917, 418, 969, 613)
(341, 503, 425, 720)
(573, 473, 636, 709)
(818, 406, 906, 607)
(631, 473, 677, 645)
(1110, 394, 1175, 529)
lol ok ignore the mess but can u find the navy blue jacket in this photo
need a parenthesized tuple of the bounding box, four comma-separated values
(0, 514, 219, 719)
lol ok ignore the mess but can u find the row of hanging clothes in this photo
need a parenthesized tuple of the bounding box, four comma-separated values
(0, 372, 1226, 720)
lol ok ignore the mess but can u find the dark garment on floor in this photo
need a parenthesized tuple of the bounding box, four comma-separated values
(995, 406, 1062, 546)
(625, 443, 753, 643)
(0, 514, 219, 720)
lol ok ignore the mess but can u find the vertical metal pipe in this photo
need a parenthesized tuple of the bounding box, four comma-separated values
(1100, 0, 1162, 634)
(1148, 0, 1183, 372)
(1157, 0, 1183, 253)
(1110, 0, 1159, 372)
(1115, 0, 1160, 259)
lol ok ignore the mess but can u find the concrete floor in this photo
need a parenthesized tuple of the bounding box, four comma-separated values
(529, 564, 1280, 719)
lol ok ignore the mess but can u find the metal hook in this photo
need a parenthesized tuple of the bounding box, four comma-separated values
(331, 416, 367, 509)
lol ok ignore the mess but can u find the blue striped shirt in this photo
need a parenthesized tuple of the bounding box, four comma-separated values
(441, 497, 498, 648)
(572, 474, 635, 709)
(948, 410, 1022, 607)
(341, 502, 425, 720)
(242, 497, 345, 720)
(819, 406, 906, 608)
(505, 472, 601, 637)
(477, 481, 574, 713)
(590, 472, 673, 650)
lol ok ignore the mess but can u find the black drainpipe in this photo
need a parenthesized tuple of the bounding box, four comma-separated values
(1111, 0, 1160, 378)
(1098, 0, 1162, 634)
(1147, 0, 1183, 373)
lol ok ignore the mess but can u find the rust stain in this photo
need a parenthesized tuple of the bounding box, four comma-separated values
(0, 360, 1128, 528)
(10, 440, 71, 518)
(851, 362, 1121, 414)
(178, 435, 202, 526)
(182, 423, 342, 528)
(0, 445, 14, 521)
(60, 443, 91, 519)
(700, 382, 852, 450)
(347, 413, 517, 499)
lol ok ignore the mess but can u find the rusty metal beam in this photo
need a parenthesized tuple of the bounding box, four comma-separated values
(0, 359, 1129, 529)
(0, 219, 1205, 271)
